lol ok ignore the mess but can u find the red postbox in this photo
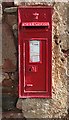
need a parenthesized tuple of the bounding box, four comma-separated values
(18, 6, 52, 98)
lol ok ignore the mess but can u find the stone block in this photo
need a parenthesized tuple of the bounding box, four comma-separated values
(4, 7, 17, 13)
(16, 98, 22, 110)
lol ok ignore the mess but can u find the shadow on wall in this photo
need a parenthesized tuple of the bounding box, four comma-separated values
(2, 2, 24, 119)
(67, 6, 69, 114)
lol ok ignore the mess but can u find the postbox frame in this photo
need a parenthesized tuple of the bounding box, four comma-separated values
(18, 6, 52, 98)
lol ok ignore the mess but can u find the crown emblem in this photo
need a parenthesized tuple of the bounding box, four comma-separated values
(33, 12, 39, 20)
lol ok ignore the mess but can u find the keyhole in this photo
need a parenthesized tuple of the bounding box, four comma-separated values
(29, 68, 32, 72)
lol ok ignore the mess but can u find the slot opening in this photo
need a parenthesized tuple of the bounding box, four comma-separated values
(23, 26, 49, 29)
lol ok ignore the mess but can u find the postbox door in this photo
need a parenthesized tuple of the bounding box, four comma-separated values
(24, 39, 48, 93)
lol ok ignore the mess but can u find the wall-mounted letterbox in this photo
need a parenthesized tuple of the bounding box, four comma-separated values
(18, 6, 52, 98)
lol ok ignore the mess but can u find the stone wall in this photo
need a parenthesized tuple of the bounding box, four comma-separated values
(1, 1, 69, 119)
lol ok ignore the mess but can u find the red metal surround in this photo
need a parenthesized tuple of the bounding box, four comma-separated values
(18, 6, 53, 98)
